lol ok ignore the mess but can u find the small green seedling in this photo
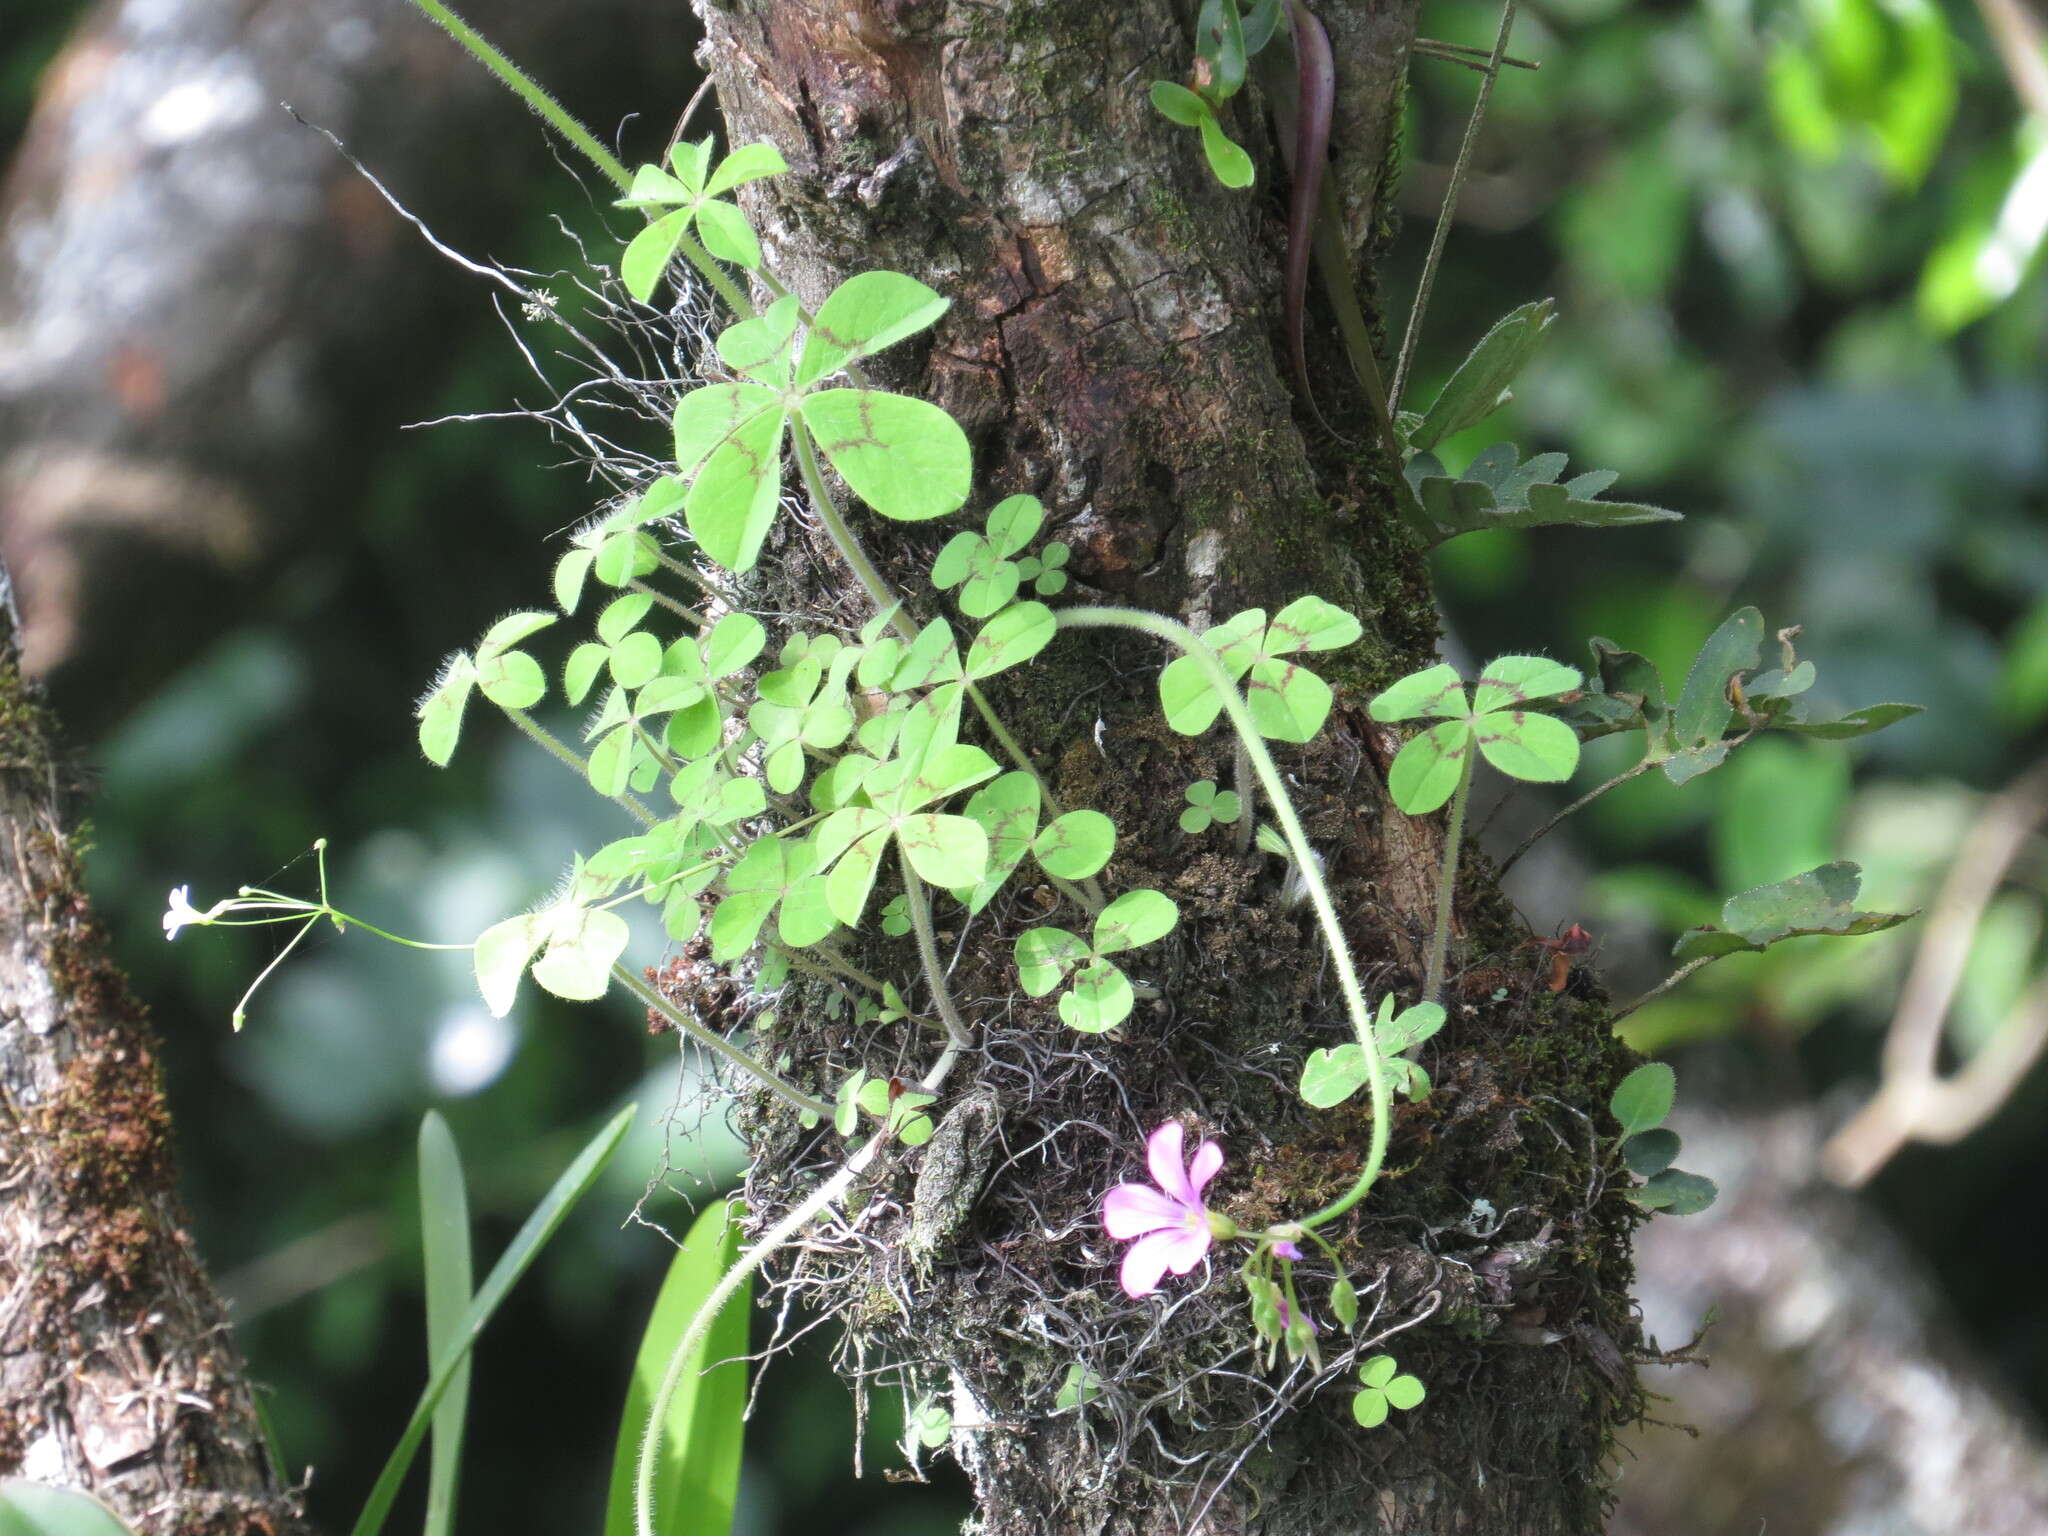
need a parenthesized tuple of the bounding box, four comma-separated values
(615, 138, 789, 300)
(1160, 598, 1364, 744)
(932, 495, 1067, 616)
(1352, 1354, 1425, 1428)
(1145, 0, 1283, 188)
(1053, 1362, 1105, 1413)
(1608, 1063, 1717, 1214)
(1299, 998, 1446, 1106)
(1179, 779, 1242, 834)
(836, 1069, 936, 1146)
(1015, 890, 1180, 1032)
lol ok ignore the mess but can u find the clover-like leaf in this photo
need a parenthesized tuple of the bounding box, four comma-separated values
(1016, 926, 1088, 996)
(796, 271, 951, 387)
(1608, 1062, 1675, 1138)
(417, 653, 479, 767)
(1060, 960, 1134, 1032)
(1368, 663, 1467, 722)
(1377, 656, 1582, 811)
(616, 140, 786, 300)
(1161, 605, 1355, 742)
(1385, 720, 1473, 814)
(705, 141, 788, 196)
(953, 772, 1041, 912)
(1094, 889, 1178, 954)
(798, 391, 972, 522)
(1266, 595, 1363, 655)
(1179, 779, 1242, 833)
(966, 601, 1055, 679)
(710, 836, 836, 961)
(1352, 1353, 1426, 1428)
(1471, 707, 1580, 783)
(674, 383, 791, 573)
(477, 896, 630, 1012)
(835, 1071, 867, 1138)
(1029, 809, 1115, 881)
(1299, 1044, 1369, 1108)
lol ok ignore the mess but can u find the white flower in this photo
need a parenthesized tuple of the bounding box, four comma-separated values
(162, 885, 222, 940)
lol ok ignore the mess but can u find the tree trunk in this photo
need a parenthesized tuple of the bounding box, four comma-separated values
(684, 3, 1646, 1532)
(0, 581, 309, 1533)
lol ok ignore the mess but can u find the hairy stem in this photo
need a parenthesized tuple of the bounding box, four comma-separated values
(1055, 607, 1390, 1225)
(638, 1034, 971, 1536)
(502, 707, 657, 827)
(1423, 752, 1474, 1006)
(615, 965, 831, 1119)
(408, 1, 631, 192)
(1232, 738, 1257, 856)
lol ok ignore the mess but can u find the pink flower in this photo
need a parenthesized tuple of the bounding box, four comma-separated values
(1101, 1122, 1224, 1298)
(1272, 1240, 1303, 1261)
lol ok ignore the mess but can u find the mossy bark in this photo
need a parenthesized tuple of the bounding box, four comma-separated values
(0, 590, 308, 1534)
(683, 3, 1646, 1531)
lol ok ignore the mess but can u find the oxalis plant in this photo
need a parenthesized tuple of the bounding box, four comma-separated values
(148, 3, 1933, 1533)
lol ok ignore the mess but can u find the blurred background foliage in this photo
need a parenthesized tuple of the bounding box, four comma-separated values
(2, 0, 2044, 1530)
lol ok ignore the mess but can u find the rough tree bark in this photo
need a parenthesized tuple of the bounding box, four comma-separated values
(676, 3, 1646, 1533)
(0, 571, 309, 1535)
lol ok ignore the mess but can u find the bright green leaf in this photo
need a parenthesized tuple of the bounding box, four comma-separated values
(1032, 810, 1116, 880)
(796, 271, 951, 387)
(1094, 889, 1178, 954)
(602, 1198, 750, 1536)
(1609, 1062, 1675, 1138)
(799, 392, 972, 522)
(1386, 720, 1472, 814)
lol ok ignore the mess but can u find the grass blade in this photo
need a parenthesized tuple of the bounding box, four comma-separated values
(0, 1480, 141, 1534)
(351, 1104, 637, 1536)
(418, 1112, 473, 1536)
(604, 1198, 750, 1536)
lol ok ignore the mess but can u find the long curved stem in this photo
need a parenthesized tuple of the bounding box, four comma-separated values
(1054, 606, 1390, 1226)
(635, 1135, 880, 1536)
(637, 1027, 973, 1536)
(1422, 752, 1473, 1006)
(614, 964, 830, 1119)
